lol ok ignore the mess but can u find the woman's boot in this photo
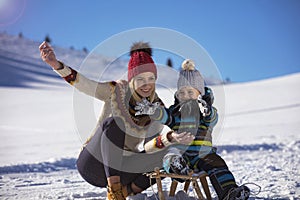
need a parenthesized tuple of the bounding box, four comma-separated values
(107, 183, 128, 200)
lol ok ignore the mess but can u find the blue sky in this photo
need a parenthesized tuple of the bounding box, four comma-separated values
(1, 0, 300, 82)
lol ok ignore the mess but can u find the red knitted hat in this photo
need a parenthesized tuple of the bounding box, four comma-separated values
(128, 42, 157, 82)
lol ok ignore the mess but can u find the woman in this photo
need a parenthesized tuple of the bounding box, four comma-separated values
(39, 41, 194, 200)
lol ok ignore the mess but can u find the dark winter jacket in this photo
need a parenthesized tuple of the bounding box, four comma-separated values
(167, 100, 218, 155)
(145, 89, 218, 154)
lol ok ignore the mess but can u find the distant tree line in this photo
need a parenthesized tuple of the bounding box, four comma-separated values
(17, 32, 89, 53)
(166, 58, 173, 68)
(16, 32, 230, 82)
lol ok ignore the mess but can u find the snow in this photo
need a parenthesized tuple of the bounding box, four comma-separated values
(0, 33, 300, 199)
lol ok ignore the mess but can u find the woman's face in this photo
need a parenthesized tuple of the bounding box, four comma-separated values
(133, 72, 156, 98)
(176, 86, 201, 102)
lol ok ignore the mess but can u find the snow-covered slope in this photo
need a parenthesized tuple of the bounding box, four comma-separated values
(0, 33, 129, 88)
(220, 73, 300, 145)
(0, 33, 299, 199)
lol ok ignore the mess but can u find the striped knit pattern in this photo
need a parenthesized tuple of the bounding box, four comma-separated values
(207, 167, 237, 198)
(167, 104, 218, 145)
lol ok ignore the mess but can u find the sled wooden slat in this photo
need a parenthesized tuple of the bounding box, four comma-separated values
(200, 175, 212, 200)
(169, 180, 178, 196)
(154, 168, 165, 200)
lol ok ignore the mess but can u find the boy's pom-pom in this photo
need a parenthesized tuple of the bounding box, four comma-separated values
(181, 59, 195, 70)
(130, 41, 152, 56)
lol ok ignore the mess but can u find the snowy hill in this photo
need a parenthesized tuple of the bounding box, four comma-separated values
(0, 33, 129, 88)
(0, 33, 299, 199)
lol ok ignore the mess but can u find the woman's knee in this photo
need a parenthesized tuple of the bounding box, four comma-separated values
(76, 148, 107, 187)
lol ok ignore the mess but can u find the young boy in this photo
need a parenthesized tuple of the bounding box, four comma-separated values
(163, 59, 250, 200)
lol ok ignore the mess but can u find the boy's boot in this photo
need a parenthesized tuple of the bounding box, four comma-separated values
(223, 185, 250, 200)
(107, 183, 128, 200)
(169, 155, 190, 183)
(169, 155, 189, 175)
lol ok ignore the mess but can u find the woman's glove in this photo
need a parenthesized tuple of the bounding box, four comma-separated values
(134, 98, 160, 116)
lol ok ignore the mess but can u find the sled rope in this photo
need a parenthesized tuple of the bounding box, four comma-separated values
(149, 176, 160, 200)
(246, 182, 261, 196)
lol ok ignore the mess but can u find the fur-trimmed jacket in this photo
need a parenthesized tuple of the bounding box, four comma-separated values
(54, 62, 173, 153)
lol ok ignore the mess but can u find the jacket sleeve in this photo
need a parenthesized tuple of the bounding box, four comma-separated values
(151, 106, 171, 124)
(144, 128, 174, 153)
(202, 106, 218, 128)
(163, 104, 177, 128)
(53, 61, 111, 101)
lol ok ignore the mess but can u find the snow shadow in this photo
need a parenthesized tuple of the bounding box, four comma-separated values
(0, 158, 77, 174)
(0, 143, 287, 175)
(216, 143, 282, 154)
(0, 50, 63, 88)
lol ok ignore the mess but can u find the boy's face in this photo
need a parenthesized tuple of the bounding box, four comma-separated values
(176, 86, 201, 102)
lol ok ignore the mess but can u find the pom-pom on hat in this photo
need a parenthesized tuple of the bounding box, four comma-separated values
(128, 42, 157, 82)
(177, 59, 205, 96)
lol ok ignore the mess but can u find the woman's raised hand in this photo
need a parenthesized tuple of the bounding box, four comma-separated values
(39, 41, 62, 70)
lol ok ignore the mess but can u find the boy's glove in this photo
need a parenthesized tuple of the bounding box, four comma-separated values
(202, 87, 214, 106)
(198, 87, 214, 116)
(134, 98, 160, 116)
(197, 96, 210, 116)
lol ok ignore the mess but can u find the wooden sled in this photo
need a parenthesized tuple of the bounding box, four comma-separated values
(149, 167, 212, 200)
